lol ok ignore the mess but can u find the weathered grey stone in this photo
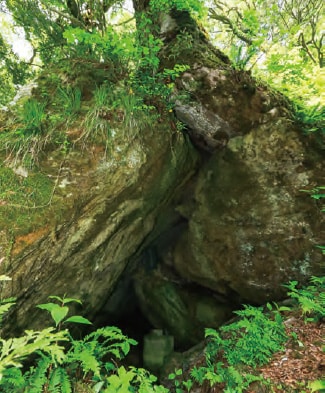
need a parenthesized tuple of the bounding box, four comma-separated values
(174, 100, 231, 152)
(143, 329, 174, 374)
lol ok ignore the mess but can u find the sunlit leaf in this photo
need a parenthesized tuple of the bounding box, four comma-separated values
(64, 315, 92, 325)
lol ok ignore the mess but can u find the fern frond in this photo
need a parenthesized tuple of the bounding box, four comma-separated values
(68, 342, 100, 377)
(83, 326, 137, 360)
(25, 355, 52, 393)
(190, 366, 206, 384)
(0, 327, 68, 375)
(58, 367, 72, 393)
(310, 276, 325, 287)
(48, 366, 70, 393)
(0, 367, 25, 391)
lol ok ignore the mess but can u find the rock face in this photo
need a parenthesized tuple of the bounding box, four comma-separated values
(170, 120, 324, 303)
(0, 129, 199, 334)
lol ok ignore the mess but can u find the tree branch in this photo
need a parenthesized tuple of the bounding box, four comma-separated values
(209, 8, 253, 46)
(113, 16, 135, 27)
(298, 32, 317, 64)
(44, 4, 86, 29)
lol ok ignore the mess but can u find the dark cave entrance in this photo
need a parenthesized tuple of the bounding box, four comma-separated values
(114, 303, 154, 368)
(91, 217, 237, 372)
(93, 278, 156, 368)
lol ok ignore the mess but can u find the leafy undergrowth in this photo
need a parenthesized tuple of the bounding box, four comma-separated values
(165, 277, 325, 393)
(0, 277, 323, 392)
(165, 314, 324, 393)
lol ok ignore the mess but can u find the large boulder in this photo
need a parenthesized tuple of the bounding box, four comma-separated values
(169, 119, 324, 303)
(159, 17, 324, 303)
(0, 7, 323, 338)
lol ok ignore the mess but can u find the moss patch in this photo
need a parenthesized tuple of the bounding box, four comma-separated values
(0, 162, 54, 235)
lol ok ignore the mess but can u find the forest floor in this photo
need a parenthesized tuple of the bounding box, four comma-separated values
(164, 310, 325, 393)
(255, 312, 325, 392)
(212, 311, 325, 393)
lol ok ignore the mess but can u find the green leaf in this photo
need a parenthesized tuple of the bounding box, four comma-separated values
(277, 306, 292, 312)
(51, 305, 69, 326)
(266, 302, 273, 311)
(309, 379, 325, 392)
(64, 316, 92, 325)
(311, 194, 325, 200)
(37, 303, 57, 313)
(0, 303, 15, 318)
(142, 47, 150, 55)
(61, 297, 82, 305)
(48, 295, 65, 303)
(94, 381, 105, 393)
(48, 295, 82, 305)
(105, 362, 116, 372)
(38, 302, 69, 326)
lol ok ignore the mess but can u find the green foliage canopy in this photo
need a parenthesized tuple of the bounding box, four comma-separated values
(208, 0, 324, 68)
(207, 0, 324, 111)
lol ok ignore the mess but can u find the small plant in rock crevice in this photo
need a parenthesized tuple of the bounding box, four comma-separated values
(56, 86, 82, 118)
(168, 369, 193, 393)
(294, 103, 325, 136)
(81, 83, 113, 142)
(18, 99, 47, 136)
(0, 98, 49, 165)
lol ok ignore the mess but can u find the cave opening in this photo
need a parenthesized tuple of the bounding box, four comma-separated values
(92, 266, 236, 373)
(92, 276, 199, 371)
(91, 217, 237, 372)
(92, 278, 156, 368)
